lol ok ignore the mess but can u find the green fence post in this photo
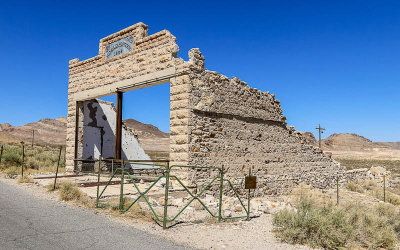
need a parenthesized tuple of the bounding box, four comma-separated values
(120, 159, 125, 211)
(96, 156, 102, 208)
(383, 175, 386, 203)
(163, 162, 170, 230)
(218, 166, 224, 222)
(336, 176, 339, 206)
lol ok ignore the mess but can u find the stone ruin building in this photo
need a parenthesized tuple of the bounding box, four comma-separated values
(67, 22, 368, 195)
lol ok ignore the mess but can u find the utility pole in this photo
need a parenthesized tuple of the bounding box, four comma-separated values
(32, 130, 35, 147)
(315, 124, 325, 148)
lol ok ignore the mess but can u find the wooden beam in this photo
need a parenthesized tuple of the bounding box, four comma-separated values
(74, 101, 80, 170)
(115, 91, 123, 160)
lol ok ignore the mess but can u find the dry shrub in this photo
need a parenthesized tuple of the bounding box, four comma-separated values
(59, 181, 82, 201)
(45, 182, 60, 191)
(361, 179, 378, 191)
(58, 181, 94, 207)
(101, 197, 150, 220)
(356, 180, 400, 206)
(17, 175, 34, 184)
(273, 199, 352, 249)
(346, 182, 364, 193)
(344, 203, 398, 249)
(290, 183, 334, 207)
(273, 199, 399, 249)
(372, 189, 400, 206)
(344, 180, 400, 206)
(5, 167, 19, 178)
(121, 198, 149, 220)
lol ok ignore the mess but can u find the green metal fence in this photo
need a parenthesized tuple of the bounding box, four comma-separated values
(94, 157, 250, 229)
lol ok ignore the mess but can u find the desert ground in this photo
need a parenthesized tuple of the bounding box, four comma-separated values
(1, 118, 400, 249)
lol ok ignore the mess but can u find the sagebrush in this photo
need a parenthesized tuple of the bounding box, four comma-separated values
(273, 199, 399, 249)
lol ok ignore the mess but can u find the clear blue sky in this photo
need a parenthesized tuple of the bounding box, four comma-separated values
(0, 0, 399, 142)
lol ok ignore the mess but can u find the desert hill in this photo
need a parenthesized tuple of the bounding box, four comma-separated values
(0, 123, 13, 131)
(302, 132, 318, 146)
(0, 117, 169, 146)
(0, 118, 67, 145)
(123, 119, 169, 138)
(1, 117, 397, 155)
(301, 132, 399, 152)
(322, 133, 379, 151)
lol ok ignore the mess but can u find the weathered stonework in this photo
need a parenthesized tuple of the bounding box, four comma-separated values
(68, 22, 367, 195)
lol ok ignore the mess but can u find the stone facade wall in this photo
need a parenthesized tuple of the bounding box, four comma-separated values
(68, 23, 369, 195)
(67, 23, 185, 171)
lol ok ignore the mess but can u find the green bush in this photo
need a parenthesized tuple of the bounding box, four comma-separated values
(0, 144, 65, 172)
(3, 151, 21, 164)
(273, 199, 352, 249)
(273, 199, 398, 249)
(344, 203, 397, 249)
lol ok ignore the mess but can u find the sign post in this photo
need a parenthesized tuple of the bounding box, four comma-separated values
(245, 168, 257, 221)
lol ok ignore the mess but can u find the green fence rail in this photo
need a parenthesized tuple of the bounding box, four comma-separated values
(93, 157, 250, 229)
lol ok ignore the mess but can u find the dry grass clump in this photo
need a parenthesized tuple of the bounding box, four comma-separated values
(121, 198, 149, 220)
(273, 199, 399, 249)
(5, 167, 19, 178)
(17, 175, 34, 184)
(289, 183, 334, 207)
(347, 180, 400, 206)
(59, 181, 82, 201)
(346, 182, 364, 193)
(45, 182, 60, 191)
(373, 189, 400, 206)
(58, 181, 94, 208)
(100, 197, 151, 221)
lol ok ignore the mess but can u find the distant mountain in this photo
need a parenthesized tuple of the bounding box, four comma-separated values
(123, 119, 169, 138)
(0, 118, 66, 145)
(301, 132, 399, 152)
(1, 117, 396, 154)
(0, 117, 169, 146)
(302, 132, 318, 146)
(322, 133, 377, 151)
(0, 123, 13, 131)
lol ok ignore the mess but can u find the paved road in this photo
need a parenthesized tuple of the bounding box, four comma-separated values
(0, 180, 188, 250)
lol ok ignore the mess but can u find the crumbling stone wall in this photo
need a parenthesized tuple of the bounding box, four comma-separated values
(184, 49, 348, 195)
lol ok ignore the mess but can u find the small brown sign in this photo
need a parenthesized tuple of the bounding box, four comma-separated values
(245, 176, 257, 189)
